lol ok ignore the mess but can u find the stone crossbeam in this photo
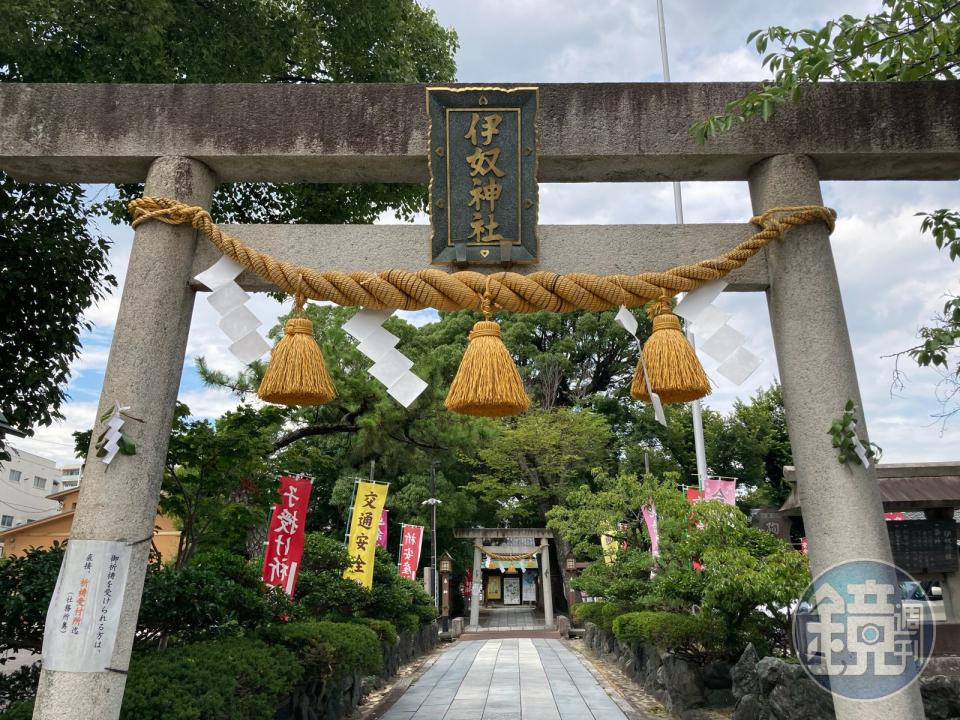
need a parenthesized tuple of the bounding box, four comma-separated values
(189, 223, 769, 292)
(2, 82, 959, 183)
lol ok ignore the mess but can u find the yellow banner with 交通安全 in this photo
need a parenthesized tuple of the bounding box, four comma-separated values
(343, 481, 389, 588)
(600, 528, 619, 564)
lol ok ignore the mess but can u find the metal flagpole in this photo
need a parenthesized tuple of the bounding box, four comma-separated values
(421, 460, 442, 609)
(656, 0, 708, 492)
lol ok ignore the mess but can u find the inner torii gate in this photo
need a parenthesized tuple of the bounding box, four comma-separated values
(3, 81, 959, 720)
(454, 527, 556, 630)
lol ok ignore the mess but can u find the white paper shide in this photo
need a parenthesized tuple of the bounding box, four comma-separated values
(42, 540, 132, 672)
(343, 309, 428, 407)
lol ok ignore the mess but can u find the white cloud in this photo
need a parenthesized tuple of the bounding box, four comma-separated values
(178, 386, 249, 419)
(10, 401, 99, 466)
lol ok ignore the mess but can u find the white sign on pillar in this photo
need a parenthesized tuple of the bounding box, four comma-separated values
(42, 540, 132, 672)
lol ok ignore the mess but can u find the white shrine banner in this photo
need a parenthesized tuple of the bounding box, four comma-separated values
(42, 539, 132, 672)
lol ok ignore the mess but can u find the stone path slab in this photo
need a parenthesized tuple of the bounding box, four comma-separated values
(377, 639, 642, 720)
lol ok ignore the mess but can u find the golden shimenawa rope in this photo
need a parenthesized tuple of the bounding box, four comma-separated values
(128, 197, 836, 313)
(475, 545, 542, 561)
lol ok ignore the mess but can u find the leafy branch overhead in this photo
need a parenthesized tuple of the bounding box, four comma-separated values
(692, 0, 960, 421)
(690, 1, 960, 143)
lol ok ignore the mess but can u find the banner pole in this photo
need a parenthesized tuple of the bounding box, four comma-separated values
(343, 478, 360, 546)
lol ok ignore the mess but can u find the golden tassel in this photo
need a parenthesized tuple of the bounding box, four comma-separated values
(631, 295, 710, 404)
(257, 289, 336, 406)
(445, 293, 529, 417)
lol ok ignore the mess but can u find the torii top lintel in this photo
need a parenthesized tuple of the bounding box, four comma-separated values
(0, 81, 958, 184)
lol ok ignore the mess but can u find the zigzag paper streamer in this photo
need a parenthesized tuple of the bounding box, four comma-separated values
(194, 256, 271, 365)
(343, 309, 428, 408)
(674, 281, 762, 386)
(101, 403, 128, 465)
(615, 306, 667, 426)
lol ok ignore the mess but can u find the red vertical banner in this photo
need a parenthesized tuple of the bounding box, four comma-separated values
(462, 567, 473, 598)
(397, 524, 424, 581)
(686, 487, 703, 503)
(261, 476, 312, 597)
(377, 510, 389, 548)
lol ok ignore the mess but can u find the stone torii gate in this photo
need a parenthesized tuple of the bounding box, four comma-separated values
(454, 527, 556, 630)
(3, 81, 959, 720)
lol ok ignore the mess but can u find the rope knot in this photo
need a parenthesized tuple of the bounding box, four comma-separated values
(469, 320, 501, 340)
(283, 317, 315, 336)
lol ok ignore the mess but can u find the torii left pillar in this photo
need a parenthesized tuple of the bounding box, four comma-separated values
(33, 157, 216, 720)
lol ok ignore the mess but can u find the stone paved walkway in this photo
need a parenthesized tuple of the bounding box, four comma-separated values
(378, 639, 638, 720)
(468, 606, 548, 633)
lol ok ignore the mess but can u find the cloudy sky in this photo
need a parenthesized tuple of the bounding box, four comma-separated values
(12, 0, 958, 468)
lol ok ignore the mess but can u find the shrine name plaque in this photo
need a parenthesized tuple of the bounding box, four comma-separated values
(427, 86, 539, 266)
(888, 519, 958, 574)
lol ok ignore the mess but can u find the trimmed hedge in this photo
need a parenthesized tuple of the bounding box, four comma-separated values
(119, 637, 302, 720)
(258, 621, 382, 678)
(572, 601, 624, 632)
(612, 611, 725, 662)
(358, 618, 399, 645)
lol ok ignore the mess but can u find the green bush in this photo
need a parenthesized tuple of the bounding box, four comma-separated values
(119, 637, 301, 720)
(613, 611, 724, 662)
(358, 618, 399, 645)
(259, 621, 381, 677)
(572, 601, 608, 628)
(136, 550, 291, 646)
(295, 536, 436, 637)
(0, 544, 66, 657)
(0, 663, 38, 712)
(0, 700, 33, 720)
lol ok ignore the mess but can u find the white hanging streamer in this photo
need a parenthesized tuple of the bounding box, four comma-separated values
(674, 280, 761, 386)
(194, 256, 271, 365)
(101, 402, 129, 465)
(343, 309, 428, 408)
(845, 419, 872, 468)
(615, 306, 667, 426)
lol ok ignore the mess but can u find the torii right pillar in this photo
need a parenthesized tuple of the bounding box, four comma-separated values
(749, 155, 926, 719)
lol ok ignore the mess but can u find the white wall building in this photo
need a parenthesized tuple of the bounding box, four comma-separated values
(60, 463, 82, 489)
(1, 447, 63, 531)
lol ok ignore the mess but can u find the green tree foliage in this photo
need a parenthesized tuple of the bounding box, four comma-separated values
(467, 408, 614, 526)
(691, 0, 959, 418)
(0, 0, 457, 456)
(199, 305, 499, 569)
(294, 534, 436, 635)
(0, 664, 38, 714)
(614, 384, 793, 509)
(136, 550, 292, 647)
(691, 1, 960, 142)
(161, 403, 281, 567)
(0, 543, 67, 657)
(0, 178, 115, 458)
(0, 545, 291, 657)
(550, 472, 809, 658)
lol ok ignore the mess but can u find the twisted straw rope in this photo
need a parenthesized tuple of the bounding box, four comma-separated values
(475, 545, 542, 561)
(129, 197, 835, 313)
